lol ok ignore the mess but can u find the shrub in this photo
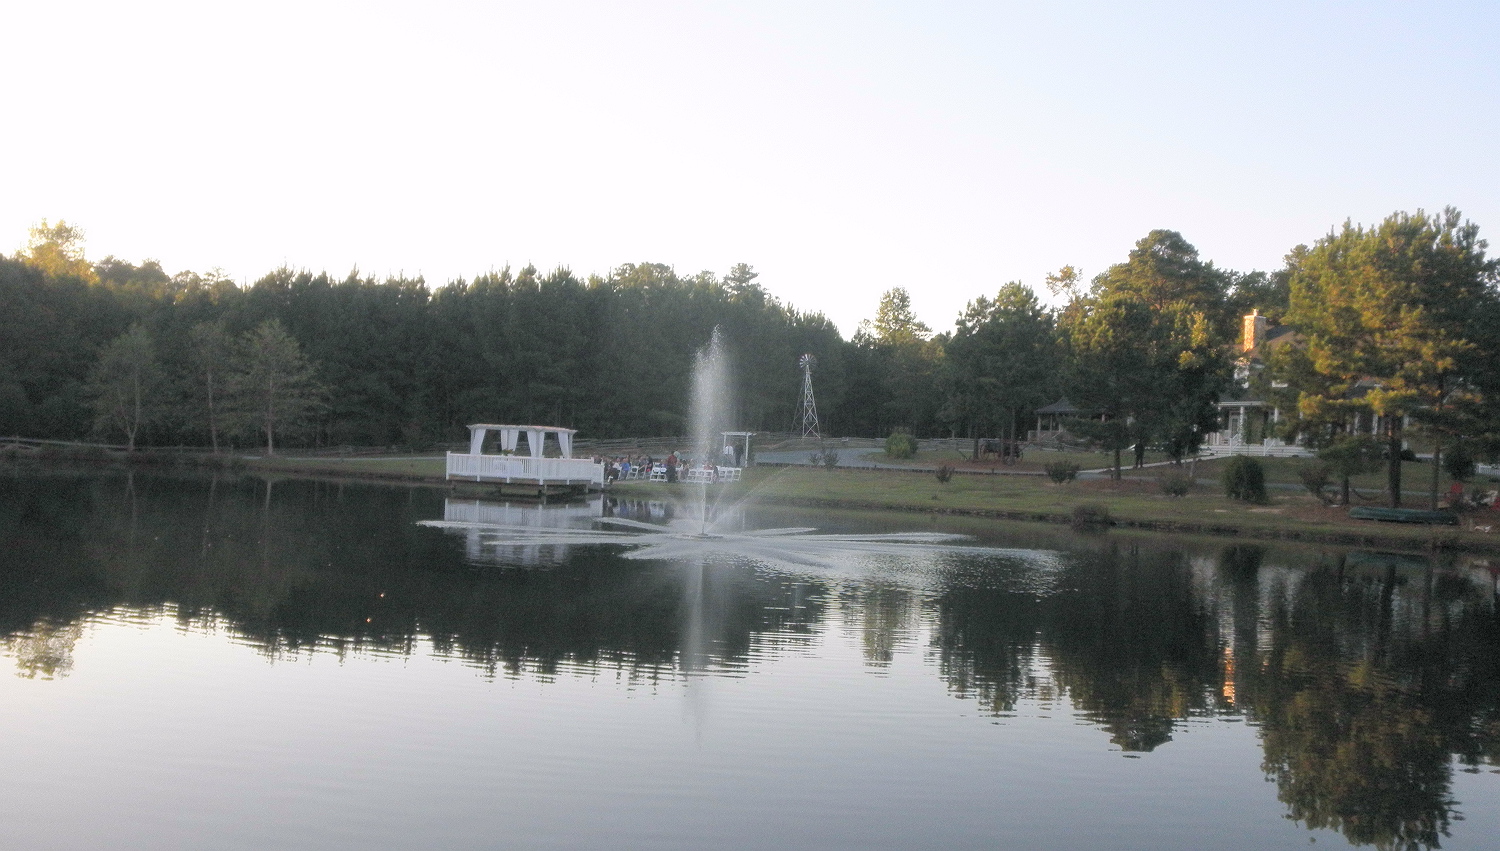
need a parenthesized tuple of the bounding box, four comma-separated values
(1443, 443, 1476, 483)
(934, 463, 954, 484)
(1222, 456, 1267, 503)
(1296, 461, 1332, 501)
(1070, 503, 1112, 529)
(810, 450, 846, 468)
(1044, 461, 1079, 484)
(885, 431, 917, 460)
(1158, 468, 1191, 497)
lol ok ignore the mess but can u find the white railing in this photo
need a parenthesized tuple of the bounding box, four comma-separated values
(446, 452, 605, 484)
(1200, 443, 1313, 458)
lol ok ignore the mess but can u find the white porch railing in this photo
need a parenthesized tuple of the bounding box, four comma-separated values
(1200, 442, 1313, 458)
(446, 452, 605, 485)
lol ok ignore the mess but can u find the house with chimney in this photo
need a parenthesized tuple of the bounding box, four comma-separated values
(1203, 309, 1310, 456)
(1027, 309, 1387, 457)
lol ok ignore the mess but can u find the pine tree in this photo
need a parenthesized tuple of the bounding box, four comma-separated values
(1284, 208, 1499, 507)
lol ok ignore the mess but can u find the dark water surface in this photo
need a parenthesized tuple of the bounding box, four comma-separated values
(2, 469, 1498, 850)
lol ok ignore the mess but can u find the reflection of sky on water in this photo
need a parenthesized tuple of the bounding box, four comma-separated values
(0, 605, 1296, 851)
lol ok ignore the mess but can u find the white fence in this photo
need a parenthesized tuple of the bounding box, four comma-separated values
(1199, 442, 1313, 458)
(446, 452, 605, 485)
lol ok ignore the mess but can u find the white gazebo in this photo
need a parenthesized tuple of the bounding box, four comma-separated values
(445, 424, 604, 489)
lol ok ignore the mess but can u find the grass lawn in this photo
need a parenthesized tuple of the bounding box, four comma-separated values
(880, 447, 1173, 473)
(875, 448, 1500, 495)
(230, 449, 1500, 551)
(1191, 455, 1500, 493)
(249, 454, 447, 478)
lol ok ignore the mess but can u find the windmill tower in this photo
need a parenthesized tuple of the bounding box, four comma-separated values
(798, 354, 820, 439)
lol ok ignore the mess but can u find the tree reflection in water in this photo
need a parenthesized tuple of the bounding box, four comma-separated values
(1242, 553, 1500, 850)
(933, 539, 1500, 850)
(933, 543, 1221, 751)
(2, 469, 1498, 849)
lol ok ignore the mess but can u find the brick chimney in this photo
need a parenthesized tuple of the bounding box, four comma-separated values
(1241, 309, 1269, 353)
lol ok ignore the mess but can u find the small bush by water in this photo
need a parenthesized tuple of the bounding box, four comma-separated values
(1222, 456, 1268, 503)
(1070, 503, 1112, 529)
(1045, 461, 1079, 483)
(1297, 461, 1332, 502)
(1157, 468, 1191, 497)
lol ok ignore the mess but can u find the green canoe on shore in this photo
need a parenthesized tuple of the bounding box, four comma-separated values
(1348, 506, 1459, 525)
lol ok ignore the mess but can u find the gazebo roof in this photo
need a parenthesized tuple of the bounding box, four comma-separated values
(1035, 397, 1080, 415)
(464, 424, 580, 459)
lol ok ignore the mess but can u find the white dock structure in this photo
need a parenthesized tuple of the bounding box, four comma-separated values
(446, 424, 605, 490)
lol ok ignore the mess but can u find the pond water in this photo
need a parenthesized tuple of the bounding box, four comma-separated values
(2, 469, 1498, 851)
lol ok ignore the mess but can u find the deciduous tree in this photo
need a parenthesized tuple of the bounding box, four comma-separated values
(1061, 231, 1231, 477)
(186, 320, 238, 452)
(85, 323, 164, 450)
(238, 319, 323, 455)
(19, 219, 99, 284)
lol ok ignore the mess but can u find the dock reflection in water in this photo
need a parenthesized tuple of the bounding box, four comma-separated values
(1, 469, 1498, 851)
(441, 496, 605, 567)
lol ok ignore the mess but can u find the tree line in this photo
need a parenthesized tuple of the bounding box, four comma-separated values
(4, 212, 1498, 485)
(1, 223, 848, 452)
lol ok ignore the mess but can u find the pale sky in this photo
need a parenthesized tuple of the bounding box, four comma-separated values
(4, 1, 1496, 335)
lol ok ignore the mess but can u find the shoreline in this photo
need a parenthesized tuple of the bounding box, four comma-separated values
(734, 493, 1498, 554)
(9, 453, 1500, 555)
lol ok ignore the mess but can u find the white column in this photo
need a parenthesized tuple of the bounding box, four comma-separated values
(558, 431, 572, 458)
(500, 428, 518, 453)
(528, 429, 545, 458)
(468, 426, 487, 455)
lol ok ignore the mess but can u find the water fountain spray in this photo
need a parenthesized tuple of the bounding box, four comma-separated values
(688, 327, 732, 536)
